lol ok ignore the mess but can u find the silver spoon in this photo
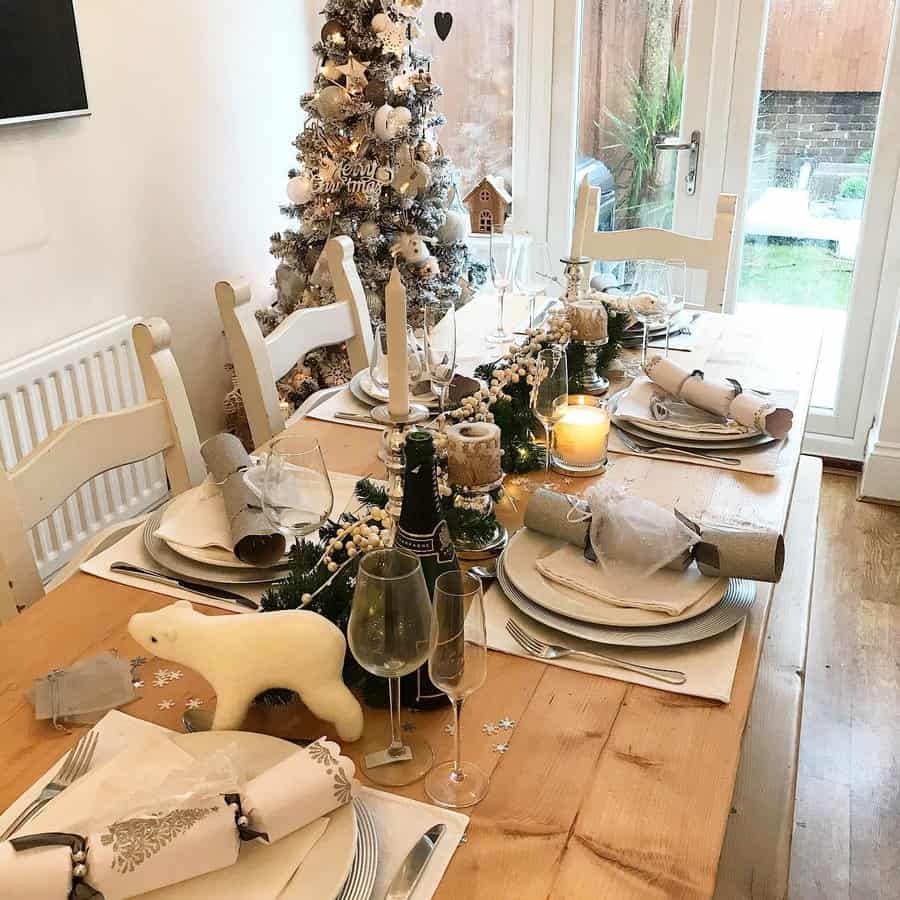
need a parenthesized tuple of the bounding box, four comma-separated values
(469, 560, 498, 582)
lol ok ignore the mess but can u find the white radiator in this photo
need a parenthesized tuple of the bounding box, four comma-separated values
(0, 316, 168, 582)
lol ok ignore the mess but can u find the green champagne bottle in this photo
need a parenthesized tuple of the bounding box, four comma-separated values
(394, 431, 458, 710)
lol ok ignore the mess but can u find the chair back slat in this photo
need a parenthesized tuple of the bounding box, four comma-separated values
(571, 176, 737, 311)
(217, 236, 374, 448)
(0, 317, 204, 615)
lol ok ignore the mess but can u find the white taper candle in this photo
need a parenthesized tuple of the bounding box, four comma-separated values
(385, 266, 410, 418)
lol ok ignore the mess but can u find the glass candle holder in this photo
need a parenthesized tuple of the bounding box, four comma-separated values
(551, 395, 610, 476)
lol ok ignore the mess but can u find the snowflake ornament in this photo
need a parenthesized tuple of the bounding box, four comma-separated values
(481, 722, 499, 736)
(378, 19, 410, 57)
(492, 742, 510, 754)
(185, 698, 204, 710)
(157, 700, 175, 711)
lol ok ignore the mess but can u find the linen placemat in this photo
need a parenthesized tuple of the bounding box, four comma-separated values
(484, 583, 746, 703)
(306, 386, 393, 430)
(357, 787, 468, 900)
(79, 473, 361, 612)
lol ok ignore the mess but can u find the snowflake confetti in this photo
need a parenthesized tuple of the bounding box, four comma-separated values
(492, 742, 510, 754)
(132, 680, 145, 689)
(498, 718, 516, 730)
(167, 671, 184, 681)
(443, 723, 456, 735)
(152, 677, 168, 688)
(185, 698, 204, 710)
(481, 723, 499, 736)
(157, 700, 175, 710)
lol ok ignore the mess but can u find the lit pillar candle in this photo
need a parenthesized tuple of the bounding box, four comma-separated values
(554, 401, 610, 469)
(385, 266, 410, 418)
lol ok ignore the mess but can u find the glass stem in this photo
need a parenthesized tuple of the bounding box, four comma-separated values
(545, 424, 553, 473)
(641, 321, 649, 367)
(665, 317, 671, 359)
(497, 288, 506, 336)
(441, 383, 449, 414)
(387, 677, 404, 755)
(450, 698, 464, 782)
(528, 292, 536, 330)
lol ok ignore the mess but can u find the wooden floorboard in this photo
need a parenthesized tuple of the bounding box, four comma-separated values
(789, 473, 900, 900)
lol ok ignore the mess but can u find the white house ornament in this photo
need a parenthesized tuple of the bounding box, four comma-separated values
(337, 54, 369, 93)
(127, 601, 364, 740)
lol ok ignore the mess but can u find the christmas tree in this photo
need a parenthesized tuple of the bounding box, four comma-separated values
(262, 0, 487, 343)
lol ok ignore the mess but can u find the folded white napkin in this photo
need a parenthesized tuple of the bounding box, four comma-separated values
(155, 477, 232, 552)
(535, 544, 728, 616)
(616, 378, 751, 435)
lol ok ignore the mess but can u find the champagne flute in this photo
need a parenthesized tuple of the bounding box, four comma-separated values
(663, 258, 687, 358)
(514, 234, 557, 330)
(262, 436, 334, 552)
(425, 570, 489, 808)
(531, 348, 569, 475)
(423, 298, 457, 414)
(347, 548, 436, 786)
(486, 229, 516, 344)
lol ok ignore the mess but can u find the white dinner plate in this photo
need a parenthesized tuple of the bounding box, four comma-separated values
(504, 528, 727, 627)
(349, 371, 379, 408)
(359, 370, 439, 406)
(608, 390, 772, 446)
(338, 799, 379, 900)
(498, 555, 755, 647)
(160, 539, 289, 570)
(174, 731, 357, 900)
(144, 508, 285, 585)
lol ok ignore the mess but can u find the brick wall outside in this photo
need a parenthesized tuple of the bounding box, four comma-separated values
(754, 90, 879, 187)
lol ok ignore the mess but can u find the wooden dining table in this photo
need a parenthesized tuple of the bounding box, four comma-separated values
(0, 310, 821, 899)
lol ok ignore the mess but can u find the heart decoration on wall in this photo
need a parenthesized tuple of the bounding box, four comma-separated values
(434, 11, 454, 41)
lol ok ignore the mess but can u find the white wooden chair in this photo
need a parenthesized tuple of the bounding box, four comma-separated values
(571, 174, 737, 311)
(216, 236, 374, 449)
(0, 318, 205, 618)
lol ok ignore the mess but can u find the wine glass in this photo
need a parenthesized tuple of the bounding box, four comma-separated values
(663, 258, 687, 358)
(262, 436, 334, 551)
(631, 261, 674, 367)
(486, 229, 516, 344)
(423, 298, 457, 414)
(369, 323, 423, 394)
(425, 570, 489, 808)
(347, 548, 436, 786)
(514, 234, 557, 330)
(531, 348, 568, 475)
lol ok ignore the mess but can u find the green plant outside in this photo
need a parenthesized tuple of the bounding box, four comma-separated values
(838, 176, 867, 199)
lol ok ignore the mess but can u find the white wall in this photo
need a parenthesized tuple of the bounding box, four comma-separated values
(0, 1, 317, 438)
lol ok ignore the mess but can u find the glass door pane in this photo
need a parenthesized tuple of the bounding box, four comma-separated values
(576, 1, 690, 233)
(735, 0, 892, 412)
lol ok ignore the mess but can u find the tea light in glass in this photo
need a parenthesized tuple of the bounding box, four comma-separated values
(551, 395, 610, 476)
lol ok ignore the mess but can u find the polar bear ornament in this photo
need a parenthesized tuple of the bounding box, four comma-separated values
(128, 602, 364, 741)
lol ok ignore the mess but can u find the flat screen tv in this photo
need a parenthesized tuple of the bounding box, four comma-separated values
(0, 0, 89, 126)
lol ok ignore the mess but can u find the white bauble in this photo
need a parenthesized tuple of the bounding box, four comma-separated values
(374, 104, 397, 140)
(392, 106, 412, 128)
(359, 221, 381, 241)
(318, 85, 349, 120)
(320, 58, 342, 81)
(286, 174, 313, 205)
(371, 13, 391, 33)
(438, 208, 469, 243)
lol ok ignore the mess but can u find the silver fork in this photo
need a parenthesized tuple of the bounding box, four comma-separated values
(505, 619, 686, 684)
(615, 428, 742, 466)
(0, 731, 98, 840)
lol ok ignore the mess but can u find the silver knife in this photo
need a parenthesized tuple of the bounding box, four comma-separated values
(384, 824, 446, 900)
(110, 562, 260, 610)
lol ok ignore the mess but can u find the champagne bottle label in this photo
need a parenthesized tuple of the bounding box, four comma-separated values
(394, 521, 456, 565)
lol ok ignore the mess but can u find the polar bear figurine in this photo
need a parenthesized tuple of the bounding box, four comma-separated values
(128, 602, 364, 741)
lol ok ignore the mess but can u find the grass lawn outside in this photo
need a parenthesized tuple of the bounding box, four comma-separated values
(737, 238, 853, 310)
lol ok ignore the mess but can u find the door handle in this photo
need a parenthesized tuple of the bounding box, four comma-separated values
(655, 129, 701, 196)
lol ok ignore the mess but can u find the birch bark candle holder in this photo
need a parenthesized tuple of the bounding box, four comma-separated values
(568, 299, 610, 395)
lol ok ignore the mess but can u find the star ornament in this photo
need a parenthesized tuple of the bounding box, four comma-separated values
(337, 54, 369, 93)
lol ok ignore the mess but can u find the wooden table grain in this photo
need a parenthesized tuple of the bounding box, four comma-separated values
(0, 313, 821, 899)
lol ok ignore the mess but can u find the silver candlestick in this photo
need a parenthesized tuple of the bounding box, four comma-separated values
(373, 404, 431, 526)
(559, 255, 593, 303)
